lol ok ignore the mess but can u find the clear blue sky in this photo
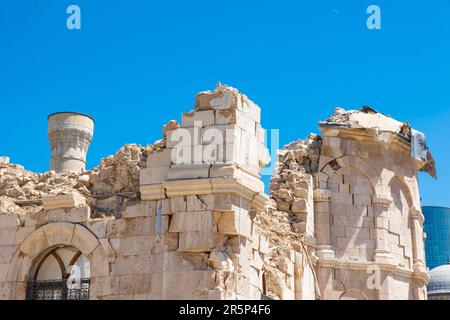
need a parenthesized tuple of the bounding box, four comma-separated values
(1, 0, 449, 207)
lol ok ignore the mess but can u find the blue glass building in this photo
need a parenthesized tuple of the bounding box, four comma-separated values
(423, 206, 450, 270)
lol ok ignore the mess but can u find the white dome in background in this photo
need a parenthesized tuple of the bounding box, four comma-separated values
(428, 264, 450, 296)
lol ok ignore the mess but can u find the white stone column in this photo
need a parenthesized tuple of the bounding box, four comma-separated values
(48, 112, 94, 173)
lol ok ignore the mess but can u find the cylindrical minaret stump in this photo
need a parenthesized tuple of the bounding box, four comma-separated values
(48, 112, 94, 173)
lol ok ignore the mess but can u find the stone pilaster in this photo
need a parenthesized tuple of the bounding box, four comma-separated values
(313, 188, 334, 259)
(372, 195, 393, 264)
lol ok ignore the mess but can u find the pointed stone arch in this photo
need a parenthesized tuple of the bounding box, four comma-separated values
(388, 176, 414, 209)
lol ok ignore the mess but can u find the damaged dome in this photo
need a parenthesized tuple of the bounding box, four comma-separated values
(319, 106, 436, 178)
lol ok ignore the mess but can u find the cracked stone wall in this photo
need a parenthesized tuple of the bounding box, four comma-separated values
(0, 85, 315, 300)
(0, 88, 435, 300)
(313, 107, 434, 300)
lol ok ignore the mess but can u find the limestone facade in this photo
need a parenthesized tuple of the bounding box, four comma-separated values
(0, 86, 435, 300)
(313, 108, 432, 300)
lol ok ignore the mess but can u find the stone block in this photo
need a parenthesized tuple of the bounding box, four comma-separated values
(215, 109, 236, 125)
(89, 245, 110, 278)
(119, 275, 144, 295)
(111, 255, 135, 275)
(167, 164, 210, 180)
(178, 231, 221, 252)
(259, 235, 270, 254)
(255, 123, 265, 144)
(215, 109, 256, 136)
(33, 222, 74, 252)
(47, 206, 90, 223)
(169, 211, 215, 233)
(248, 266, 261, 287)
(140, 166, 169, 185)
(156, 199, 171, 216)
(140, 184, 165, 201)
(277, 257, 294, 276)
(292, 199, 307, 213)
(71, 224, 99, 255)
(251, 250, 264, 270)
(42, 193, 86, 211)
(166, 127, 201, 148)
(0, 281, 11, 300)
(146, 149, 172, 167)
(376, 217, 389, 229)
(123, 201, 156, 218)
(0, 264, 9, 282)
(242, 99, 261, 123)
(170, 196, 187, 212)
(208, 249, 234, 271)
(248, 284, 262, 300)
(90, 276, 120, 297)
(217, 209, 252, 238)
(163, 270, 216, 296)
(0, 214, 17, 228)
(353, 195, 372, 206)
(85, 221, 108, 238)
(165, 178, 212, 196)
(0, 245, 15, 264)
(330, 192, 353, 205)
(1, 228, 18, 246)
(350, 185, 373, 195)
(208, 289, 225, 300)
(165, 233, 179, 251)
(181, 111, 195, 127)
(14, 226, 35, 245)
(339, 184, 350, 194)
(0, 157, 9, 165)
(206, 124, 241, 145)
(187, 195, 208, 212)
(182, 110, 215, 128)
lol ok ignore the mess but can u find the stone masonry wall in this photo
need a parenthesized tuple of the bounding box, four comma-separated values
(0, 85, 317, 300)
(0, 89, 435, 300)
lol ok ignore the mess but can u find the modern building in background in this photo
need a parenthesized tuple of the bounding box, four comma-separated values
(423, 206, 450, 300)
(423, 206, 450, 269)
(427, 264, 450, 300)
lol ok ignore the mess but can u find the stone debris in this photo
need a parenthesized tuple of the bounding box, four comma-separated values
(0, 144, 147, 216)
(253, 134, 321, 299)
(0, 86, 435, 301)
(0, 157, 9, 165)
(321, 106, 436, 177)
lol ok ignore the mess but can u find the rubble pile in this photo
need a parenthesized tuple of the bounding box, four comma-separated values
(0, 144, 148, 216)
(88, 143, 147, 195)
(269, 133, 321, 213)
(253, 133, 322, 299)
(321, 106, 436, 177)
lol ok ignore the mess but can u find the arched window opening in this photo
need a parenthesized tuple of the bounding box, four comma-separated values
(26, 246, 90, 300)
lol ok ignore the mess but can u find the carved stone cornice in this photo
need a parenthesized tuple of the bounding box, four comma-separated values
(316, 257, 420, 280)
(409, 207, 425, 225)
(41, 193, 86, 211)
(140, 176, 269, 211)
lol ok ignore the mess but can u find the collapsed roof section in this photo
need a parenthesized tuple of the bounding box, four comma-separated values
(319, 106, 436, 178)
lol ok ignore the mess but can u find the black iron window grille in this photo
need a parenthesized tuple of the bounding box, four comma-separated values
(26, 278, 90, 300)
